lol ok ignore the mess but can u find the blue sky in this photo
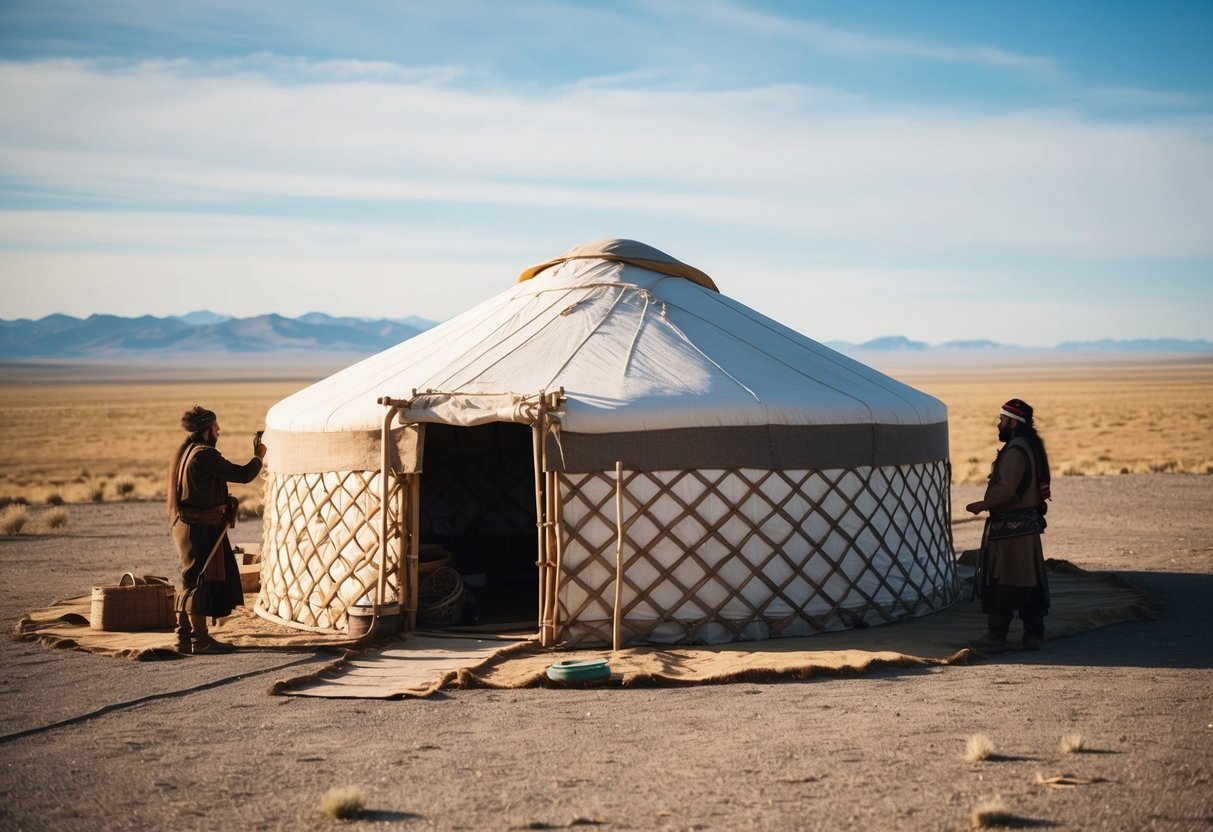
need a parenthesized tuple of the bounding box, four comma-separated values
(1, 1, 1211, 346)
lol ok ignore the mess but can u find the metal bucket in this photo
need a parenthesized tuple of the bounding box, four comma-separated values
(346, 601, 402, 638)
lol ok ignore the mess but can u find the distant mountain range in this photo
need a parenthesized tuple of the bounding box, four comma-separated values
(0, 311, 438, 359)
(825, 335, 1213, 354)
(0, 312, 1208, 360)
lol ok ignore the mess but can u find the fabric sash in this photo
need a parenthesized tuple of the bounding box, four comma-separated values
(987, 507, 1046, 540)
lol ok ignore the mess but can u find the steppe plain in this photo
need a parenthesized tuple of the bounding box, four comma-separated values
(1, 355, 1211, 830)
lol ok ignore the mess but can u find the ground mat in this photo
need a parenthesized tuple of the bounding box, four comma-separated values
(269, 562, 1157, 699)
(14, 562, 1156, 694)
(13, 593, 356, 660)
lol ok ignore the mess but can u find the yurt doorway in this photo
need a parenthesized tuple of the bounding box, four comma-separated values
(417, 421, 539, 630)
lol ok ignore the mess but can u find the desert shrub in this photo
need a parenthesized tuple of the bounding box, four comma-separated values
(46, 493, 65, 506)
(1148, 460, 1178, 473)
(964, 734, 995, 763)
(0, 496, 29, 509)
(115, 477, 136, 499)
(89, 482, 106, 502)
(37, 507, 69, 532)
(1059, 733, 1086, 753)
(318, 786, 368, 820)
(969, 797, 1012, 830)
(1, 504, 30, 535)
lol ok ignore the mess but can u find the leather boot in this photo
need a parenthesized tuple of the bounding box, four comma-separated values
(174, 610, 193, 654)
(189, 615, 236, 654)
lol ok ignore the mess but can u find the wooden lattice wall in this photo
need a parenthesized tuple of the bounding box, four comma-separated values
(256, 470, 405, 632)
(554, 461, 956, 645)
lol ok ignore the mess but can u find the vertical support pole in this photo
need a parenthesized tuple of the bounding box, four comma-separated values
(533, 396, 550, 646)
(396, 472, 406, 609)
(549, 468, 565, 643)
(375, 403, 399, 633)
(613, 460, 624, 651)
(543, 466, 558, 640)
(407, 471, 420, 630)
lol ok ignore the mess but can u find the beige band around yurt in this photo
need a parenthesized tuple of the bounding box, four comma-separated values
(263, 424, 422, 475)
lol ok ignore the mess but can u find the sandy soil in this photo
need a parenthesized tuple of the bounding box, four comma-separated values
(1, 474, 1211, 831)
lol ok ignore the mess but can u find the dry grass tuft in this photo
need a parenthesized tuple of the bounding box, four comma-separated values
(964, 734, 995, 763)
(1, 503, 30, 535)
(318, 786, 368, 820)
(1059, 733, 1086, 753)
(1035, 771, 1104, 789)
(36, 506, 69, 532)
(969, 797, 1013, 829)
(115, 477, 136, 499)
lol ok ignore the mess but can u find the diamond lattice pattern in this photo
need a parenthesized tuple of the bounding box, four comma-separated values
(557, 462, 956, 645)
(257, 470, 403, 631)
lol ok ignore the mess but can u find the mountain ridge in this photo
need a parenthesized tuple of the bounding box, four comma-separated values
(0, 312, 438, 359)
(1, 313, 1209, 359)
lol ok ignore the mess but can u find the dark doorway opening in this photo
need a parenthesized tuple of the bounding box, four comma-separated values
(418, 422, 538, 629)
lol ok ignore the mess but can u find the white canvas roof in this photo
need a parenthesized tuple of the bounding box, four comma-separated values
(267, 239, 946, 442)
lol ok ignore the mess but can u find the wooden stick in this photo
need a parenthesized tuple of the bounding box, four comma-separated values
(551, 468, 566, 643)
(613, 460, 624, 651)
(533, 410, 549, 646)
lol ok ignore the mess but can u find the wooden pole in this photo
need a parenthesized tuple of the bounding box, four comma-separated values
(371, 402, 398, 639)
(533, 402, 549, 646)
(407, 472, 420, 630)
(613, 460, 624, 651)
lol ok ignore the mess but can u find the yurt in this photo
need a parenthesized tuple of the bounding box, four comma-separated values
(256, 239, 958, 646)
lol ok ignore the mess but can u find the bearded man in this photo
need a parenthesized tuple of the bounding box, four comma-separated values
(965, 398, 1053, 650)
(167, 406, 266, 654)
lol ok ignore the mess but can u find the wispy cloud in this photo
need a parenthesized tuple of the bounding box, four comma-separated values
(1, 3, 1210, 342)
(659, 0, 1060, 74)
(3, 57, 1211, 261)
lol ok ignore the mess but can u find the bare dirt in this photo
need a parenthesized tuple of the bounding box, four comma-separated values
(1, 474, 1211, 831)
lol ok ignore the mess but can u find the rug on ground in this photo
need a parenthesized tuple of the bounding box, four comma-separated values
(14, 561, 1157, 696)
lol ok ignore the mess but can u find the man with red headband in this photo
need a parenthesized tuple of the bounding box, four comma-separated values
(167, 406, 267, 654)
(965, 398, 1053, 650)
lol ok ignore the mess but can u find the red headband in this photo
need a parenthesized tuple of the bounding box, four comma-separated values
(1000, 401, 1029, 423)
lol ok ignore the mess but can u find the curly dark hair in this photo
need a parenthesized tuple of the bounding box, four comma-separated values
(168, 406, 216, 522)
(1005, 398, 1051, 481)
(180, 405, 216, 435)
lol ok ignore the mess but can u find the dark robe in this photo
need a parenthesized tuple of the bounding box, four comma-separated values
(978, 437, 1050, 627)
(171, 443, 262, 618)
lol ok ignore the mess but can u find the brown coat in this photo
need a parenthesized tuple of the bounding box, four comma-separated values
(171, 443, 262, 617)
(980, 439, 1047, 592)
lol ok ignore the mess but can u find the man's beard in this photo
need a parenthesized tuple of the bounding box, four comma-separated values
(998, 424, 1015, 442)
(202, 431, 218, 448)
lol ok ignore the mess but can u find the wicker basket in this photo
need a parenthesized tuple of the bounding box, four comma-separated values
(418, 544, 452, 576)
(90, 573, 175, 631)
(418, 566, 464, 627)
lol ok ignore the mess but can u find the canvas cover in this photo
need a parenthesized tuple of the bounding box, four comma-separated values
(265, 238, 947, 472)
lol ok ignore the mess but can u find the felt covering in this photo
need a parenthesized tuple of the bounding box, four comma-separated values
(264, 240, 947, 437)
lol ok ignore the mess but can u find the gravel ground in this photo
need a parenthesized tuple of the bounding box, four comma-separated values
(1, 474, 1211, 831)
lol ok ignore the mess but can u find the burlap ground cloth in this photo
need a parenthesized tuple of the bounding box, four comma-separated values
(270, 561, 1158, 699)
(14, 562, 1157, 696)
(12, 593, 357, 660)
